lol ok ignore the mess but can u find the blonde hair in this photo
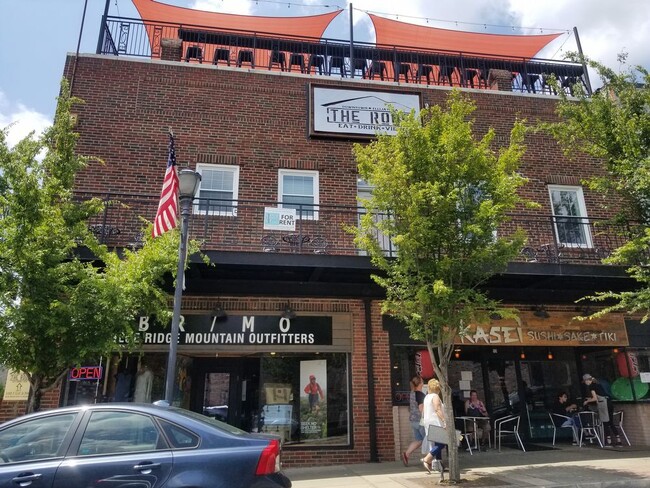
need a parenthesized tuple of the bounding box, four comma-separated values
(427, 378, 441, 394)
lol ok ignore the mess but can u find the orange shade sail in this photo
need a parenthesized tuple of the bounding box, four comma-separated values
(132, 0, 342, 39)
(369, 13, 563, 59)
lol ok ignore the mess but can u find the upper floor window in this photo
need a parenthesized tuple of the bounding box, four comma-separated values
(195, 164, 239, 216)
(279, 169, 319, 219)
(548, 185, 592, 248)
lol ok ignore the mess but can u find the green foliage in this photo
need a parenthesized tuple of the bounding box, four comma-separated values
(543, 55, 650, 320)
(0, 80, 201, 410)
(353, 91, 528, 352)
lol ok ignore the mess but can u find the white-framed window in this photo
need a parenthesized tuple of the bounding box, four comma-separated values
(278, 169, 319, 219)
(548, 185, 592, 247)
(194, 164, 239, 216)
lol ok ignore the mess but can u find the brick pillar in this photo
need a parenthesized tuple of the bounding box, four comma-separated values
(488, 69, 514, 92)
(161, 38, 182, 62)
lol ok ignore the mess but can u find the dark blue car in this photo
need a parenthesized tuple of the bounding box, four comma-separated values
(0, 403, 291, 488)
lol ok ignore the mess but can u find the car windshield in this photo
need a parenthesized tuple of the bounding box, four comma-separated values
(168, 406, 247, 436)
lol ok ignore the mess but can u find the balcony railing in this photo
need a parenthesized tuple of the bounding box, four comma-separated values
(97, 16, 588, 96)
(76, 192, 637, 265)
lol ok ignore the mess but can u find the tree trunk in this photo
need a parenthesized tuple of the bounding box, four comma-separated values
(27, 375, 43, 413)
(427, 340, 460, 482)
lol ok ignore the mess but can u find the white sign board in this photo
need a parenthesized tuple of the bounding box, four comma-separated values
(640, 372, 650, 384)
(3, 370, 30, 401)
(311, 86, 421, 137)
(264, 207, 296, 231)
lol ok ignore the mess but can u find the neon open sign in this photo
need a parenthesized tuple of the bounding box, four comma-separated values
(69, 366, 103, 381)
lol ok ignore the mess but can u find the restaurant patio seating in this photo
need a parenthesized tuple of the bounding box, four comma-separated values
(495, 415, 525, 452)
(549, 412, 578, 445)
(577, 411, 603, 448)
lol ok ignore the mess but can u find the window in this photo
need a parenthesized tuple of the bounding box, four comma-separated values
(279, 169, 319, 219)
(158, 419, 200, 449)
(0, 413, 76, 463)
(77, 411, 162, 455)
(548, 185, 592, 247)
(195, 164, 239, 216)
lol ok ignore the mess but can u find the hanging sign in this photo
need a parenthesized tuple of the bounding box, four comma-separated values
(3, 370, 30, 401)
(264, 207, 296, 231)
(310, 85, 421, 138)
(69, 366, 103, 381)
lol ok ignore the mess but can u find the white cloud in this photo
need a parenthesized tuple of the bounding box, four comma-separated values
(0, 91, 51, 149)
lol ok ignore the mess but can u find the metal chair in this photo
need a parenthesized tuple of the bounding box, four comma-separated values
(212, 48, 231, 66)
(495, 415, 525, 452)
(416, 64, 434, 85)
(328, 56, 347, 77)
(307, 54, 325, 75)
(577, 411, 603, 448)
(366, 61, 387, 81)
(288, 53, 305, 73)
(185, 46, 203, 63)
(236, 50, 255, 68)
(549, 412, 578, 445)
(393, 62, 412, 83)
(268, 50, 286, 71)
(613, 411, 631, 446)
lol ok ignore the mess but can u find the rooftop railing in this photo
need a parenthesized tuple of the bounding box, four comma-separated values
(97, 16, 588, 96)
(76, 192, 636, 265)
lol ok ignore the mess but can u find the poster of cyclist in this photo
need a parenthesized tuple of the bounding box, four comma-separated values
(300, 359, 327, 438)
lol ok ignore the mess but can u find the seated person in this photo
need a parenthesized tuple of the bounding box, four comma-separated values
(464, 390, 491, 447)
(552, 391, 581, 429)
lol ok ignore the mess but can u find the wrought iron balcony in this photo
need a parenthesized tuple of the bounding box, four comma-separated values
(97, 16, 588, 96)
(77, 192, 637, 265)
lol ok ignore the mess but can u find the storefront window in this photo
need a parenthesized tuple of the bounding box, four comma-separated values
(259, 353, 349, 446)
(581, 348, 650, 402)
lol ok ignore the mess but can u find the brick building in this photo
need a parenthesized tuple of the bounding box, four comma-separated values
(3, 4, 649, 463)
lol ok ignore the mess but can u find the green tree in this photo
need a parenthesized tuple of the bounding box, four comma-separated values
(545, 56, 650, 320)
(353, 92, 529, 481)
(0, 81, 198, 412)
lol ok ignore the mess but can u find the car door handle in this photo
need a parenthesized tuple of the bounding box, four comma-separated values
(133, 462, 161, 473)
(12, 472, 43, 484)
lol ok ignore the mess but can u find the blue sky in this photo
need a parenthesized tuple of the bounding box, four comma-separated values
(1, 0, 649, 146)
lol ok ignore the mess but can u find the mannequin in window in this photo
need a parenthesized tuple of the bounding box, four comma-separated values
(114, 369, 133, 402)
(134, 362, 154, 403)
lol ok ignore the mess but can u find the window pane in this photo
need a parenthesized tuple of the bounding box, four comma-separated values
(158, 419, 200, 448)
(551, 190, 581, 217)
(550, 188, 589, 246)
(0, 413, 76, 463)
(259, 353, 349, 447)
(198, 189, 235, 214)
(78, 411, 161, 455)
(283, 175, 313, 196)
(202, 169, 234, 192)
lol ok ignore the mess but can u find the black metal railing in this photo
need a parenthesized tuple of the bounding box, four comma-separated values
(75, 192, 638, 264)
(97, 16, 588, 96)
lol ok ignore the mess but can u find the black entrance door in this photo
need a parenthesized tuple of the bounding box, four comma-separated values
(191, 357, 260, 431)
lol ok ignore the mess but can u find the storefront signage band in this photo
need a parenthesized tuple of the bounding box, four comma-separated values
(135, 315, 333, 346)
(457, 322, 628, 347)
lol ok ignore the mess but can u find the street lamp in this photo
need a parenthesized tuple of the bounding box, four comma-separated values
(164, 168, 201, 404)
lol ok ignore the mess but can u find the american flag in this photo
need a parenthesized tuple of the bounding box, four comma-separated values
(152, 132, 179, 237)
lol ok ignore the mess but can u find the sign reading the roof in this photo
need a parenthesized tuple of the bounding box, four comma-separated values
(310, 86, 420, 138)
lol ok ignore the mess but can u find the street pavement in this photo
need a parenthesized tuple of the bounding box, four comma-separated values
(285, 443, 650, 487)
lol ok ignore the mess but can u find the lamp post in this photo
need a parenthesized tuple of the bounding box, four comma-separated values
(164, 168, 201, 404)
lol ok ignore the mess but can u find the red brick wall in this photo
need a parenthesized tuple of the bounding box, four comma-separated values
(64, 55, 624, 227)
(0, 388, 60, 423)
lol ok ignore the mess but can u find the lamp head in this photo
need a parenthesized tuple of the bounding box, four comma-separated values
(178, 168, 201, 199)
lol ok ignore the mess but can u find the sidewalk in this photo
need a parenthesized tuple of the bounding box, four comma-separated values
(285, 444, 650, 487)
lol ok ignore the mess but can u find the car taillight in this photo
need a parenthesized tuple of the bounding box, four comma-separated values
(255, 439, 281, 475)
